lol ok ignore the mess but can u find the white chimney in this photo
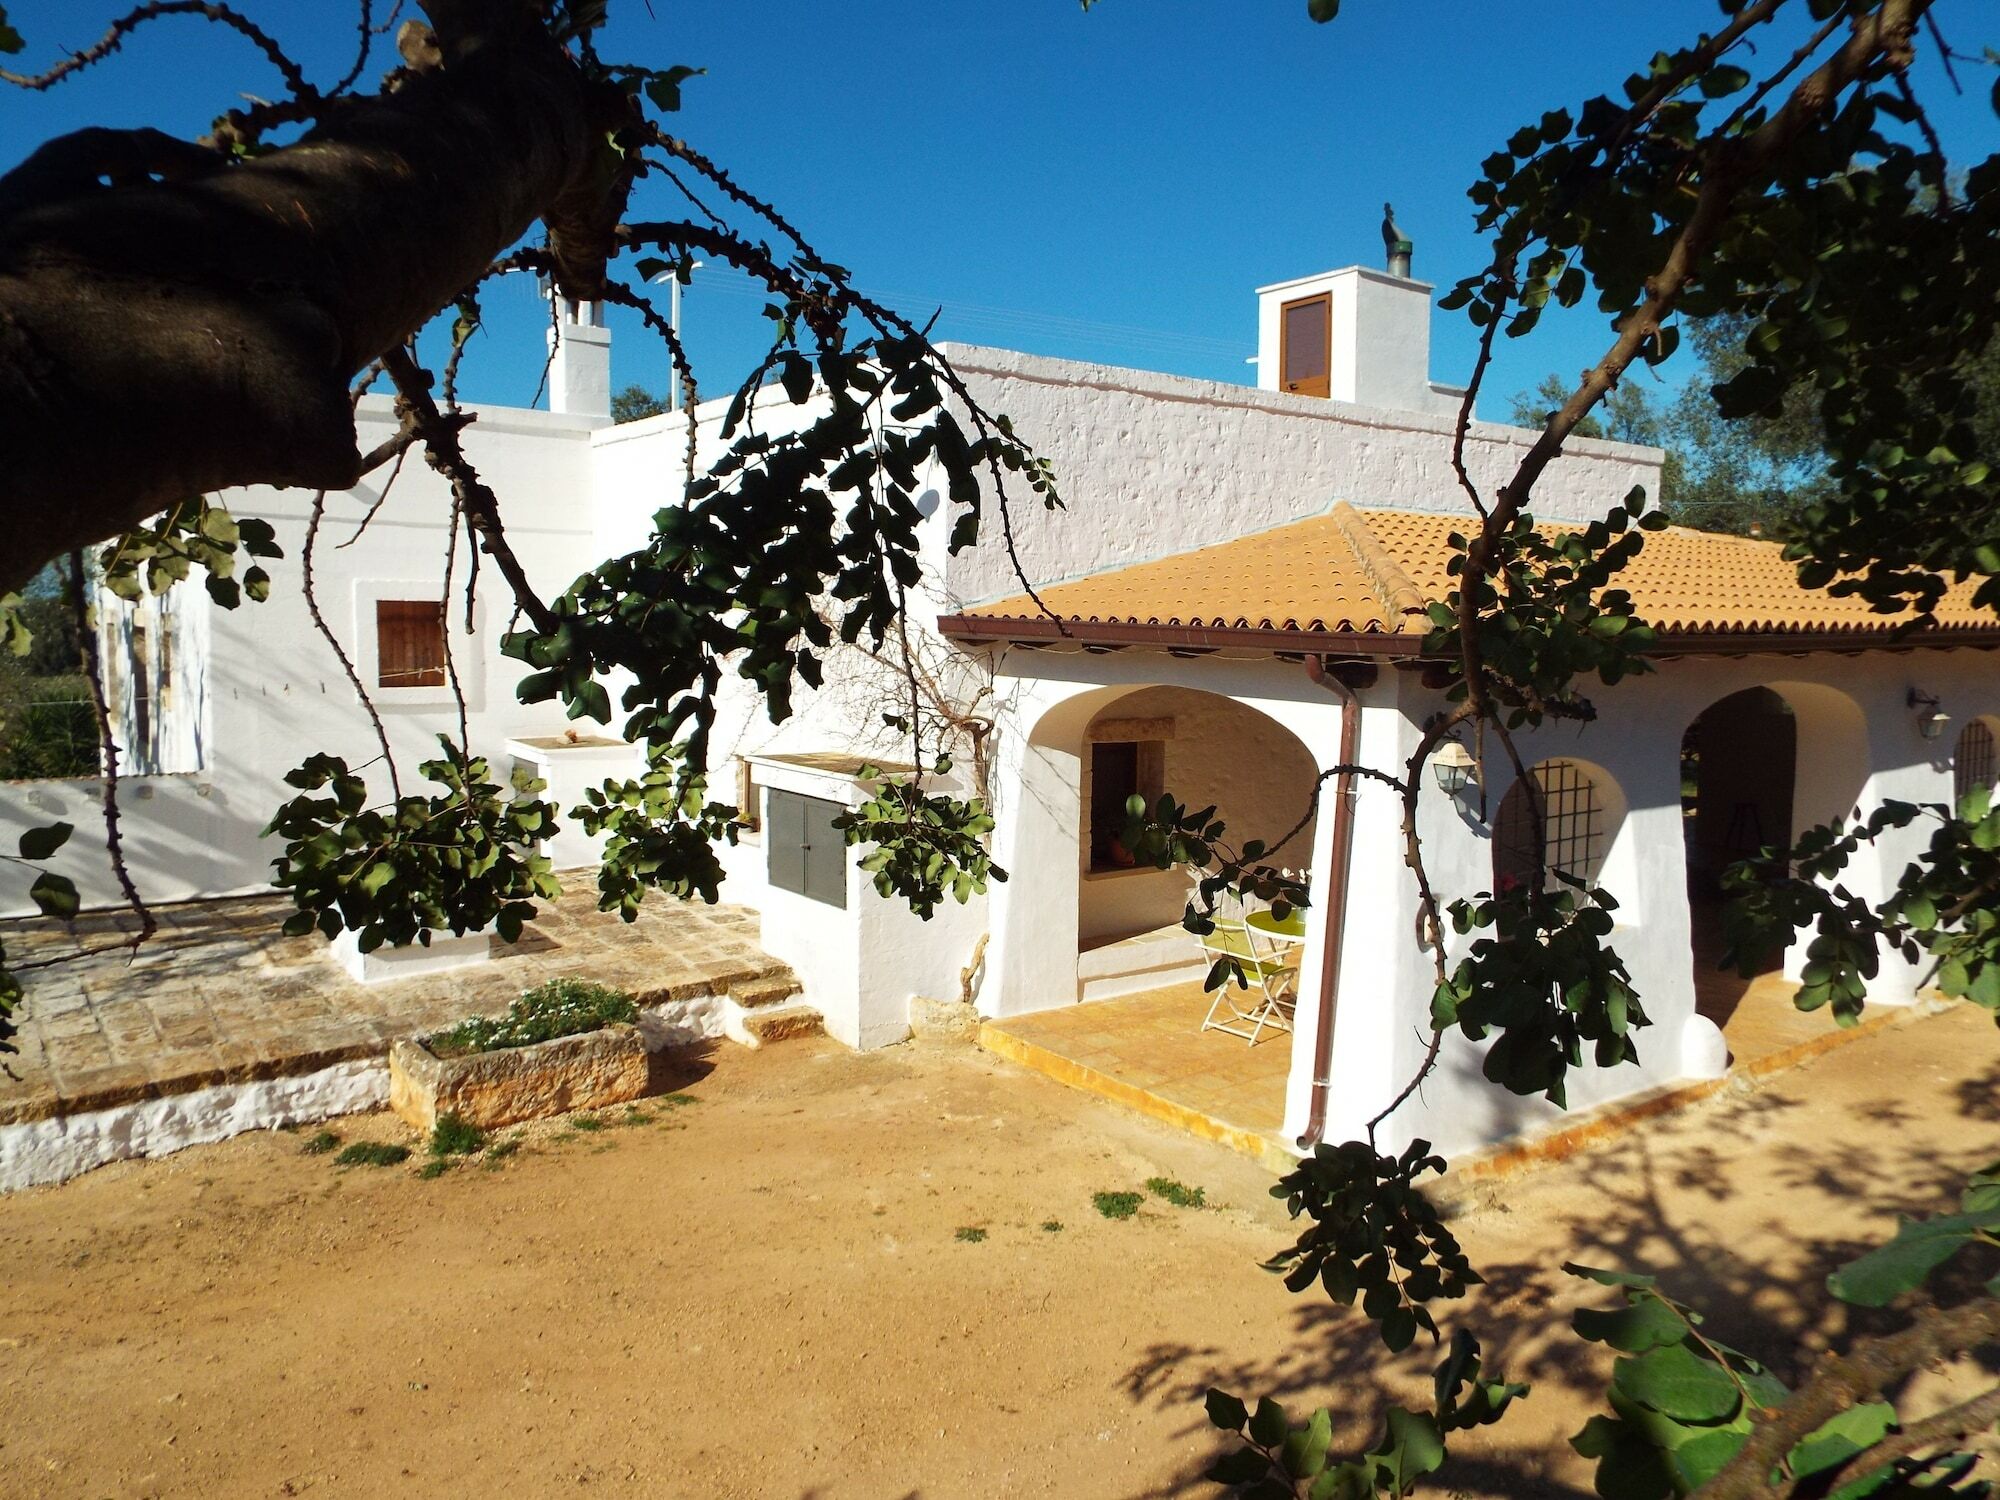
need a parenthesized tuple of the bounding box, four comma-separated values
(547, 297, 611, 418)
(1254, 265, 1452, 417)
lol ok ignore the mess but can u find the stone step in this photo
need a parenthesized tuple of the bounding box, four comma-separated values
(736, 1004, 820, 1048)
(728, 972, 803, 1009)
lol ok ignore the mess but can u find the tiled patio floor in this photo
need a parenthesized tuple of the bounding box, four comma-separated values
(980, 981, 1295, 1168)
(983, 951, 1878, 1172)
(0, 885, 795, 1126)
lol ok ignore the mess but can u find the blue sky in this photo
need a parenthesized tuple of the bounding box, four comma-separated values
(6, 2, 1995, 419)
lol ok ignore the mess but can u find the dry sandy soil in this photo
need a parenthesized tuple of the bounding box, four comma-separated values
(0, 1005, 1995, 1499)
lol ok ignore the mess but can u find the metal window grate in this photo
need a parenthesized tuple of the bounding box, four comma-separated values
(1493, 759, 1604, 893)
(1956, 721, 1996, 806)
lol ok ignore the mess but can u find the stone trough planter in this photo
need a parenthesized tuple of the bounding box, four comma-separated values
(388, 1023, 649, 1133)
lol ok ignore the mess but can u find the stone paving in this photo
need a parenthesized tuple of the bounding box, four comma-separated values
(0, 885, 796, 1126)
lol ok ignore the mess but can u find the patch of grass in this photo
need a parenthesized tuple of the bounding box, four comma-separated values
(428, 1113, 486, 1157)
(659, 1092, 698, 1108)
(1041, 1220, 1064, 1233)
(569, 1114, 606, 1133)
(334, 1141, 411, 1169)
(424, 978, 639, 1060)
(300, 1130, 341, 1156)
(486, 1138, 522, 1161)
(955, 1227, 988, 1244)
(417, 1159, 451, 1180)
(1145, 1176, 1206, 1209)
(1093, 1190, 1144, 1221)
(621, 1106, 652, 1125)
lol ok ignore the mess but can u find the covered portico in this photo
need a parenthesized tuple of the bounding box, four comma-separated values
(943, 504, 2000, 1168)
(970, 645, 1383, 1157)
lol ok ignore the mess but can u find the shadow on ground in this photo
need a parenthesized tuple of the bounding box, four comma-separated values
(1116, 1042, 2000, 1499)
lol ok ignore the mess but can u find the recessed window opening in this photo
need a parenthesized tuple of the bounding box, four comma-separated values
(375, 599, 447, 689)
(1088, 739, 1164, 871)
(1279, 293, 1331, 398)
(1493, 760, 1604, 893)
(1957, 719, 1997, 805)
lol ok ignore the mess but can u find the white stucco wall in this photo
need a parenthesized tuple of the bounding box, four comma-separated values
(937, 345, 1664, 605)
(1330, 647, 2000, 1161)
(0, 396, 608, 914)
(747, 756, 986, 1050)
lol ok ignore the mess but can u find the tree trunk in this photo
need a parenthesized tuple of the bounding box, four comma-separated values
(0, 3, 625, 593)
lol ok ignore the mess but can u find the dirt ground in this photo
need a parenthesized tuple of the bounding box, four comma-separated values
(0, 1005, 1995, 1500)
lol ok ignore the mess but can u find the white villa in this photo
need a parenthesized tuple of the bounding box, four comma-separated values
(7, 252, 1996, 1166)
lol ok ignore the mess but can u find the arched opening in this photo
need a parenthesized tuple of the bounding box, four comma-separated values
(1681, 682, 1869, 1032)
(988, 680, 1327, 1151)
(1078, 685, 1319, 951)
(1955, 716, 1999, 807)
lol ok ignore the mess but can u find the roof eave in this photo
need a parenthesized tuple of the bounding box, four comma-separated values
(935, 614, 1421, 655)
(938, 614, 2000, 658)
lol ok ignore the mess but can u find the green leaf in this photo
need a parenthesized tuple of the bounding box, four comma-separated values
(1281, 1407, 1333, 1480)
(643, 64, 705, 113)
(1699, 64, 1751, 98)
(1307, 0, 1340, 20)
(16, 822, 72, 862)
(1204, 1448, 1271, 1486)
(1205, 1388, 1249, 1433)
(1788, 1402, 1895, 1481)
(1249, 1395, 1290, 1448)
(29, 871, 79, 919)
(0, 8, 21, 53)
(1827, 1209, 2000, 1307)
(1672, 1427, 1750, 1491)
(1368, 1408, 1445, 1495)
(1565, 1262, 1659, 1291)
(1573, 1297, 1687, 1353)
(1611, 1344, 1741, 1423)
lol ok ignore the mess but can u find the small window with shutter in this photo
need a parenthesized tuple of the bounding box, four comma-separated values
(1280, 293, 1331, 398)
(767, 789, 848, 907)
(375, 600, 447, 689)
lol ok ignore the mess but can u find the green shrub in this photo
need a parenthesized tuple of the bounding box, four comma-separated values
(0, 671, 96, 780)
(428, 1113, 485, 1157)
(1145, 1176, 1206, 1209)
(568, 1114, 605, 1133)
(424, 978, 638, 1059)
(955, 1226, 988, 1243)
(1093, 1191, 1143, 1221)
(486, 1138, 521, 1161)
(334, 1141, 410, 1168)
(417, 1159, 451, 1180)
(300, 1130, 341, 1156)
(1041, 1220, 1064, 1233)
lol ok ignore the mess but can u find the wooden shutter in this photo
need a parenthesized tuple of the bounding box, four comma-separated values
(1280, 294, 1331, 398)
(768, 789, 848, 908)
(376, 600, 447, 687)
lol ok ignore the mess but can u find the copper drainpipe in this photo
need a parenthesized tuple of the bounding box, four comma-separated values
(1298, 655, 1364, 1151)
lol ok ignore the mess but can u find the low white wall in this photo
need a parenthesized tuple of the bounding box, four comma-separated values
(0, 1058, 388, 1193)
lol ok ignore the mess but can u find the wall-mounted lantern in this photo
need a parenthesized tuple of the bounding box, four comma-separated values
(1909, 688, 1951, 742)
(1433, 738, 1479, 795)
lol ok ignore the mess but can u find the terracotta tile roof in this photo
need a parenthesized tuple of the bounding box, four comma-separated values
(945, 502, 1997, 650)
